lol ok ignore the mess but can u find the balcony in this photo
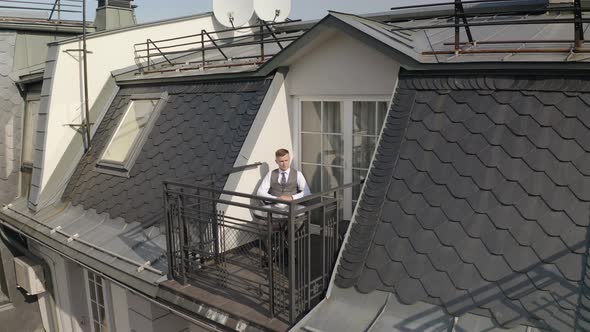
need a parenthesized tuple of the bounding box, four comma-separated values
(163, 179, 348, 328)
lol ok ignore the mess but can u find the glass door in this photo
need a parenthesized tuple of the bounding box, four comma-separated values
(300, 101, 344, 194)
(352, 101, 388, 206)
(298, 98, 389, 220)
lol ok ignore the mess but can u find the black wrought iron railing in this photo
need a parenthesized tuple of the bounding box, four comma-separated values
(163, 180, 349, 324)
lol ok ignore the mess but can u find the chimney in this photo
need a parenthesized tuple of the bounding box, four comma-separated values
(95, 0, 136, 31)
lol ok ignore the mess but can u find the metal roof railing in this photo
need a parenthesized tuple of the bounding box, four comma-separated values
(0, 0, 83, 21)
(133, 20, 306, 74)
(389, 0, 590, 56)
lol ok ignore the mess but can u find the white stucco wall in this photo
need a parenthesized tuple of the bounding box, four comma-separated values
(286, 31, 399, 97)
(37, 14, 255, 192)
(110, 283, 131, 332)
(224, 73, 292, 196)
(220, 71, 292, 249)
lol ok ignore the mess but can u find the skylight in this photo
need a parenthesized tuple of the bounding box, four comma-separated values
(97, 92, 167, 176)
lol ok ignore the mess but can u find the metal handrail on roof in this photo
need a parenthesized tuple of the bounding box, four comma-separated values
(132, 20, 307, 74)
(0, 0, 83, 21)
(389, 0, 590, 56)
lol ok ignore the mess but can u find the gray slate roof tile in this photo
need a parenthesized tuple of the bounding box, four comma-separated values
(336, 75, 590, 331)
(63, 79, 271, 224)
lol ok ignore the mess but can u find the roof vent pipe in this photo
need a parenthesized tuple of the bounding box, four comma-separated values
(95, 0, 136, 31)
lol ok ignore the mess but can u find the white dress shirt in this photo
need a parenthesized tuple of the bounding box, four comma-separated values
(257, 168, 312, 200)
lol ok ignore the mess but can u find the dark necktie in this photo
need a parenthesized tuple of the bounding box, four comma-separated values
(280, 171, 287, 185)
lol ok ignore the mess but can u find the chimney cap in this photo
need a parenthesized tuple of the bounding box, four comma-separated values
(97, 0, 134, 9)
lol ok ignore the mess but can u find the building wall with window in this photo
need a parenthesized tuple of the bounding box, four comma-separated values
(224, 31, 399, 220)
(0, 27, 80, 205)
(28, 239, 196, 332)
(287, 31, 399, 217)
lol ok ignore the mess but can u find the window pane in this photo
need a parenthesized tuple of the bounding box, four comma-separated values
(22, 100, 40, 164)
(323, 167, 343, 190)
(323, 134, 343, 166)
(323, 102, 341, 133)
(99, 306, 106, 325)
(353, 135, 376, 169)
(97, 285, 104, 305)
(301, 163, 321, 193)
(301, 133, 321, 164)
(353, 169, 369, 201)
(89, 283, 96, 301)
(353, 101, 376, 135)
(102, 99, 158, 163)
(21, 168, 32, 198)
(92, 302, 99, 323)
(377, 102, 388, 131)
(301, 101, 321, 132)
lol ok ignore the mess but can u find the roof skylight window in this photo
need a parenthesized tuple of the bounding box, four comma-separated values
(97, 92, 168, 176)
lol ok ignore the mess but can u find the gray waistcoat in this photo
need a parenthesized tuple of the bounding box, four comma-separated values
(269, 169, 299, 197)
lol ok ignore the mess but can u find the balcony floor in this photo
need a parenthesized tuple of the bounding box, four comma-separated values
(160, 236, 328, 331)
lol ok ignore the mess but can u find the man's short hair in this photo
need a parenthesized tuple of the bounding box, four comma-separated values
(275, 148, 290, 158)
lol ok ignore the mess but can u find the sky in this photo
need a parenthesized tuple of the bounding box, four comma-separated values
(81, 0, 444, 23)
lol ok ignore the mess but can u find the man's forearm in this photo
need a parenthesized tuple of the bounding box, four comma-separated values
(257, 188, 275, 199)
(292, 192, 304, 200)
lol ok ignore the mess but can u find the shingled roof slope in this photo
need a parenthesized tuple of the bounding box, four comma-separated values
(335, 74, 590, 331)
(63, 79, 271, 224)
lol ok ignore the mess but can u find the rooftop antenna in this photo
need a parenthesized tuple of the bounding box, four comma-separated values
(254, 0, 291, 22)
(213, 0, 254, 28)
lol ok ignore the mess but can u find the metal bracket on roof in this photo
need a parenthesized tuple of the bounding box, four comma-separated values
(454, 0, 474, 54)
(65, 123, 94, 135)
(65, 123, 94, 128)
(137, 261, 151, 273)
(201, 30, 229, 61)
(50, 225, 62, 235)
(261, 20, 285, 51)
(67, 233, 79, 243)
(63, 49, 94, 54)
(574, 0, 584, 49)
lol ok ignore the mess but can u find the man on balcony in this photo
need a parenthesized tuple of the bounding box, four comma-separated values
(257, 148, 311, 202)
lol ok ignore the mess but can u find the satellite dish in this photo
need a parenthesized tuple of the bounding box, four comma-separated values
(254, 0, 291, 22)
(213, 0, 254, 28)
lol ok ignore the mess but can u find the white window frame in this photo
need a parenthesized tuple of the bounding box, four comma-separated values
(20, 95, 41, 199)
(294, 96, 390, 219)
(96, 92, 168, 177)
(21, 95, 41, 168)
(84, 270, 115, 332)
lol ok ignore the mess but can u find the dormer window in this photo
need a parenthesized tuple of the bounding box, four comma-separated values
(96, 92, 168, 176)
